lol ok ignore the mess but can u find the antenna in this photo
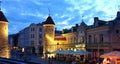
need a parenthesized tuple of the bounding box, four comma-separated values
(48, 8, 50, 16)
(82, 15, 84, 22)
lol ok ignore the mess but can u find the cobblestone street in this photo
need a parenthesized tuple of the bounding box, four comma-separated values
(11, 50, 68, 64)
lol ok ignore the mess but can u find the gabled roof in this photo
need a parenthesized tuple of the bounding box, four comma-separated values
(0, 10, 8, 22)
(44, 16, 55, 25)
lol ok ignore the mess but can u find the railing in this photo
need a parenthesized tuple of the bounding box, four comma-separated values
(86, 42, 120, 47)
(0, 57, 39, 64)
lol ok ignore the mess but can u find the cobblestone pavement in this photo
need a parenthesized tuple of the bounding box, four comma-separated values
(29, 55, 68, 64)
(11, 50, 68, 64)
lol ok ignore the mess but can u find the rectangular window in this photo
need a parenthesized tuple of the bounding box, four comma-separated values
(33, 28, 35, 31)
(39, 34, 42, 38)
(33, 34, 34, 38)
(31, 34, 32, 38)
(31, 41, 34, 45)
(100, 34, 103, 43)
(39, 40, 42, 45)
(88, 35, 92, 43)
(94, 35, 97, 43)
(31, 28, 35, 31)
(39, 28, 42, 32)
(31, 28, 32, 31)
(31, 34, 35, 38)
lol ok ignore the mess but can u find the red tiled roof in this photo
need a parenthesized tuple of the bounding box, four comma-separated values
(0, 11, 8, 22)
(54, 37, 66, 41)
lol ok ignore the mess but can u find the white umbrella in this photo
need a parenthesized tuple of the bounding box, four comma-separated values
(100, 51, 120, 58)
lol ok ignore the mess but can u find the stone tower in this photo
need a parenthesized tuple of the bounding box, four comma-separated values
(43, 15, 55, 57)
(0, 10, 10, 58)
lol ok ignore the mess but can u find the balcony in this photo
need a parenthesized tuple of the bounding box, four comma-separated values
(86, 42, 120, 49)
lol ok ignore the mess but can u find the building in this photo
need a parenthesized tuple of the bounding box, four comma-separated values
(43, 15, 55, 57)
(0, 10, 10, 58)
(43, 16, 85, 58)
(17, 10, 120, 58)
(83, 11, 120, 58)
(18, 23, 43, 55)
(8, 33, 19, 48)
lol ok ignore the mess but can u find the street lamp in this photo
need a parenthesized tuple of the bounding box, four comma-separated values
(22, 48, 27, 61)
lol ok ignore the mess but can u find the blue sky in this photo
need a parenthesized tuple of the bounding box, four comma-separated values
(1, 0, 120, 34)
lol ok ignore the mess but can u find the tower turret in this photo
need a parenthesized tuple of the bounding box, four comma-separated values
(43, 15, 55, 58)
(0, 10, 10, 58)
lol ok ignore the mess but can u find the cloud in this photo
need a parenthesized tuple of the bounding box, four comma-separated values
(2, 0, 120, 34)
(56, 17, 73, 25)
(64, 0, 120, 25)
(57, 21, 68, 25)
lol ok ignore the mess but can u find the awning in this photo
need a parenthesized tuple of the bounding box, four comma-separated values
(54, 50, 91, 55)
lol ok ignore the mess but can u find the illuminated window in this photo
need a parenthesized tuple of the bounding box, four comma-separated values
(5, 27, 6, 30)
(80, 36, 84, 43)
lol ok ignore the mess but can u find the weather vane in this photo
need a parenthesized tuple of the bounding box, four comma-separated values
(48, 8, 50, 16)
(82, 15, 84, 22)
(0, 1, 1, 10)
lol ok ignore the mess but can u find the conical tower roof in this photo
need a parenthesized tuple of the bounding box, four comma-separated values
(80, 21, 87, 26)
(44, 16, 55, 25)
(0, 10, 8, 22)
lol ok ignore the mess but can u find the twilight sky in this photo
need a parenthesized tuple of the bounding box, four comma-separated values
(1, 0, 120, 34)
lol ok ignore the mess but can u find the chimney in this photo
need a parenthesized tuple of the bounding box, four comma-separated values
(94, 17, 99, 22)
(94, 17, 99, 27)
(117, 11, 120, 18)
(76, 24, 78, 27)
